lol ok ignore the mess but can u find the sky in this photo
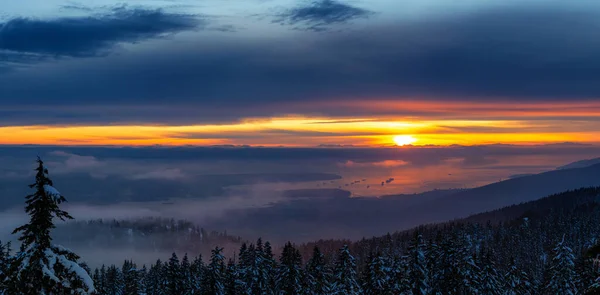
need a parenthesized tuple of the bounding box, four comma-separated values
(2, 0, 600, 146)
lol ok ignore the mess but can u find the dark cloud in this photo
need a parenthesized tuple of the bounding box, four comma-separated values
(1, 5, 600, 124)
(0, 6, 201, 58)
(275, 0, 372, 31)
(59, 3, 94, 12)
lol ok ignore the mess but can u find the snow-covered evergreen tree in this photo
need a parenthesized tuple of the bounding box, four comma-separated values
(479, 249, 502, 295)
(456, 236, 481, 294)
(104, 265, 124, 295)
(166, 253, 183, 295)
(180, 254, 193, 294)
(361, 252, 392, 295)
(249, 238, 275, 295)
(190, 254, 204, 293)
(390, 254, 410, 294)
(146, 260, 166, 295)
(408, 232, 429, 295)
(503, 257, 531, 295)
(305, 246, 332, 295)
(7, 157, 95, 294)
(92, 267, 103, 295)
(202, 247, 226, 295)
(331, 245, 361, 295)
(138, 265, 148, 295)
(123, 260, 141, 295)
(436, 234, 461, 294)
(262, 241, 277, 293)
(236, 243, 254, 295)
(225, 259, 238, 295)
(547, 237, 577, 295)
(585, 241, 600, 295)
(0, 241, 11, 292)
(276, 242, 303, 295)
(426, 235, 443, 294)
(576, 254, 596, 293)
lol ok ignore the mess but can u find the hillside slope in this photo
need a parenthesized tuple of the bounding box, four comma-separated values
(427, 163, 600, 220)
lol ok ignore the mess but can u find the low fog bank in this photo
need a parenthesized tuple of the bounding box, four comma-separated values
(0, 215, 246, 268)
(2, 144, 599, 209)
(2, 145, 600, 266)
(204, 163, 600, 243)
(3, 163, 600, 266)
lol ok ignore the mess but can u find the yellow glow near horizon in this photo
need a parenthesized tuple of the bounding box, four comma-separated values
(1, 115, 600, 147)
(393, 135, 417, 146)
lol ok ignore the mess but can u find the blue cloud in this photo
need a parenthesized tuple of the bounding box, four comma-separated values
(0, 6, 202, 58)
(59, 3, 94, 12)
(276, 0, 372, 31)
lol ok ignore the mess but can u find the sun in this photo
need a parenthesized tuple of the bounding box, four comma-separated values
(393, 135, 417, 146)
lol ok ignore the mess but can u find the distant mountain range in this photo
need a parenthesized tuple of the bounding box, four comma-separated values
(427, 162, 600, 220)
(558, 157, 600, 170)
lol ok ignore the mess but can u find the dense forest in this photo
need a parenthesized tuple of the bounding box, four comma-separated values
(76, 187, 600, 295)
(2, 159, 600, 294)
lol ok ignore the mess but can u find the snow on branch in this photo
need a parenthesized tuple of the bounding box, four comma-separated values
(43, 185, 62, 202)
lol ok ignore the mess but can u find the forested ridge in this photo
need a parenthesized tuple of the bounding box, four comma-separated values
(2, 159, 600, 294)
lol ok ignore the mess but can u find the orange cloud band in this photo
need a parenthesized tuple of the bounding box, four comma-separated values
(2, 100, 600, 146)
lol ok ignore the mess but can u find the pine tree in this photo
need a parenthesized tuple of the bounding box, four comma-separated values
(181, 253, 193, 294)
(426, 235, 443, 294)
(0, 241, 11, 292)
(262, 241, 277, 293)
(253, 238, 275, 294)
(361, 251, 392, 295)
(479, 249, 502, 295)
(547, 237, 577, 295)
(92, 267, 103, 295)
(123, 260, 141, 295)
(225, 259, 238, 295)
(305, 246, 332, 295)
(190, 254, 204, 294)
(96, 265, 109, 295)
(587, 283, 600, 295)
(585, 241, 600, 294)
(408, 232, 429, 295)
(576, 254, 596, 293)
(236, 243, 253, 295)
(166, 253, 183, 295)
(146, 260, 166, 295)
(202, 247, 226, 295)
(456, 237, 480, 295)
(436, 234, 461, 294)
(390, 254, 411, 294)
(331, 245, 361, 295)
(504, 257, 531, 295)
(104, 265, 124, 295)
(7, 157, 95, 294)
(139, 265, 148, 295)
(276, 242, 303, 295)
